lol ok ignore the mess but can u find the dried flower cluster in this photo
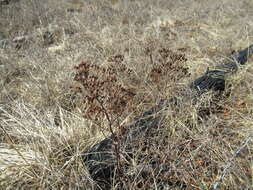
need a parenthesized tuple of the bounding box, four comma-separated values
(73, 58, 136, 121)
(149, 47, 189, 86)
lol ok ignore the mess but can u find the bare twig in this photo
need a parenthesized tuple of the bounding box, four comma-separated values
(210, 135, 252, 190)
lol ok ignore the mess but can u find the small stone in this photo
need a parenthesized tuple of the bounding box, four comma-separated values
(12, 35, 28, 43)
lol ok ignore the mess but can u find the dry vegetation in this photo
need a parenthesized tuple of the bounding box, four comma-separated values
(0, 0, 252, 189)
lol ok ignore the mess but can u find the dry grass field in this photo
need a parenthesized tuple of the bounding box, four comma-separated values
(0, 0, 252, 189)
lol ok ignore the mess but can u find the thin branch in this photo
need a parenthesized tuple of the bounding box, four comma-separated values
(210, 135, 252, 190)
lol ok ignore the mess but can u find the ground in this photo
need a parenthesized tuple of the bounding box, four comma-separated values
(0, 0, 252, 189)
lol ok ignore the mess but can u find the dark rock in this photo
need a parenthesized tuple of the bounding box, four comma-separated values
(190, 44, 253, 94)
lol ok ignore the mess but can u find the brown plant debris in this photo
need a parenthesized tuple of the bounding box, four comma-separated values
(73, 60, 136, 122)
